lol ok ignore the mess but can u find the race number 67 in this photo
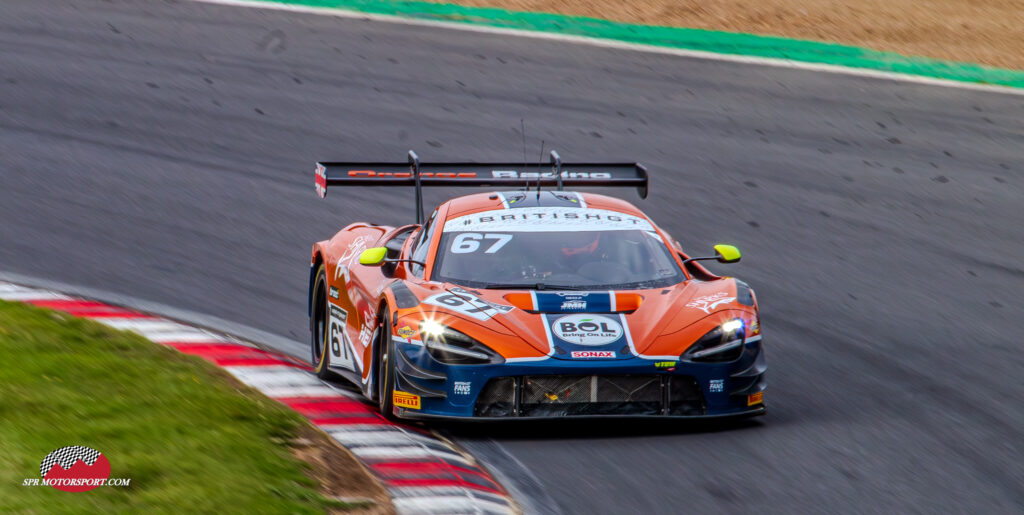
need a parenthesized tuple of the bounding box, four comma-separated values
(450, 233, 512, 254)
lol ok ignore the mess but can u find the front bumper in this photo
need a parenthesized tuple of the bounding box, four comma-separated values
(391, 335, 766, 420)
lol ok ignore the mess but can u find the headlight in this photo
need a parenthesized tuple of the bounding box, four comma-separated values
(418, 322, 505, 365)
(420, 319, 446, 338)
(683, 319, 746, 362)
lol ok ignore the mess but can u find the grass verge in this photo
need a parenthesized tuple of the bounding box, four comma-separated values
(0, 300, 368, 513)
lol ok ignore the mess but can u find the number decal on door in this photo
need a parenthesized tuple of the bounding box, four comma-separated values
(328, 305, 354, 370)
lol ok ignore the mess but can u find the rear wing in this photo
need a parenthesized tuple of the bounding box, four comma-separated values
(315, 150, 648, 223)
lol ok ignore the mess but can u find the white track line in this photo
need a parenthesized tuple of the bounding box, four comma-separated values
(222, 366, 362, 397)
(390, 487, 514, 514)
(193, 0, 1024, 97)
(352, 446, 472, 464)
(224, 365, 326, 387)
(390, 485, 511, 501)
(393, 496, 513, 515)
(96, 319, 227, 343)
(330, 429, 445, 447)
(320, 423, 397, 433)
(0, 290, 72, 300)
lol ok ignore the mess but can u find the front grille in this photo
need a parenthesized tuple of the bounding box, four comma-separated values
(522, 375, 661, 416)
(474, 375, 706, 417)
(667, 375, 705, 415)
(474, 377, 515, 416)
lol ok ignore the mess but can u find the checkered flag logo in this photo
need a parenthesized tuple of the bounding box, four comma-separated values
(40, 446, 102, 477)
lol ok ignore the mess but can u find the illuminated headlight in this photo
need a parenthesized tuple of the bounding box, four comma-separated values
(721, 319, 743, 333)
(420, 319, 446, 338)
(683, 319, 746, 362)
(418, 322, 505, 365)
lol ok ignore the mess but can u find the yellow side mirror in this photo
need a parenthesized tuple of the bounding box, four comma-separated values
(713, 244, 741, 263)
(358, 247, 389, 266)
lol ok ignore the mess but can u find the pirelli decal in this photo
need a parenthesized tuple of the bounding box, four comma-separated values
(393, 390, 421, 409)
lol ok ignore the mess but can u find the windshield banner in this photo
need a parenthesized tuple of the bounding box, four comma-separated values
(443, 207, 654, 233)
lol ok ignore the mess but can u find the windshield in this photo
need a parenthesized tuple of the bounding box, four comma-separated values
(431, 207, 685, 290)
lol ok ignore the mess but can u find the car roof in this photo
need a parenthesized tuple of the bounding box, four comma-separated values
(442, 191, 649, 220)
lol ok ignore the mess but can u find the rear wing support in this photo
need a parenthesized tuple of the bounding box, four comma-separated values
(314, 150, 648, 224)
(409, 150, 423, 224)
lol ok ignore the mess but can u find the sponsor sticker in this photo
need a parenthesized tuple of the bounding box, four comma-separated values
(453, 381, 472, 395)
(491, 170, 613, 180)
(709, 379, 724, 393)
(654, 361, 677, 369)
(328, 286, 339, 299)
(334, 236, 370, 284)
(443, 207, 655, 233)
(570, 350, 615, 358)
(396, 325, 416, 338)
(747, 391, 764, 406)
(534, 292, 613, 313)
(22, 446, 130, 492)
(551, 314, 623, 346)
(686, 292, 736, 314)
(560, 300, 586, 311)
(393, 390, 421, 410)
(358, 324, 372, 348)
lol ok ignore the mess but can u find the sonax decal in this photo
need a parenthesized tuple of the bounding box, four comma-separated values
(570, 350, 615, 358)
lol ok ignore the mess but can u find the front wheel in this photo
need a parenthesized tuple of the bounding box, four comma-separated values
(376, 308, 397, 419)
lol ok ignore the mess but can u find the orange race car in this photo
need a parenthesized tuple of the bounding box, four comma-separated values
(309, 151, 765, 420)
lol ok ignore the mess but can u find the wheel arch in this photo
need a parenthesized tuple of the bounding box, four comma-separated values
(367, 286, 399, 400)
(308, 245, 326, 320)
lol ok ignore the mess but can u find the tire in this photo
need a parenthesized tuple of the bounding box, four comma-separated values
(376, 308, 397, 419)
(310, 264, 334, 380)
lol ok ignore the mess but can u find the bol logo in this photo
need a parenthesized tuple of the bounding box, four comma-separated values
(39, 446, 111, 492)
(552, 314, 623, 345)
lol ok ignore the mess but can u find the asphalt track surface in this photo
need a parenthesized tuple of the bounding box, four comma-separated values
(2, 1, 1023, 512)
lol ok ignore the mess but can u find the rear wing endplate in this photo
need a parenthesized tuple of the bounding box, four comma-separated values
(315, 150, 648, 224)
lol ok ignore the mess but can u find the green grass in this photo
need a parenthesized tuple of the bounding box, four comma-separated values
(0, 300, 349, 513)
